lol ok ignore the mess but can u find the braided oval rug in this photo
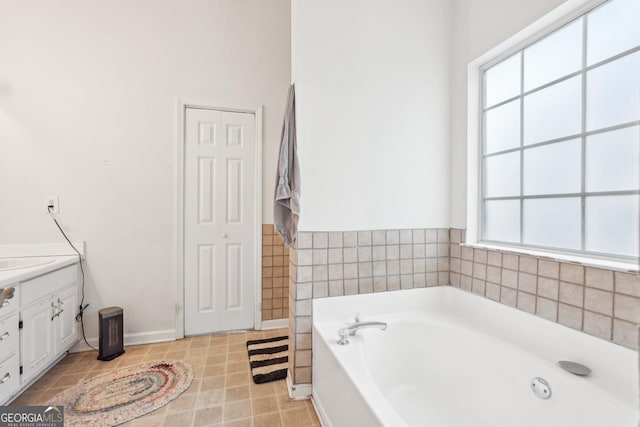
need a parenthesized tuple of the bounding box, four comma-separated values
(52, 360, 193, 426)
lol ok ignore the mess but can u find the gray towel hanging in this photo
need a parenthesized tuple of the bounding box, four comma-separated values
(274, 84, 300, 247)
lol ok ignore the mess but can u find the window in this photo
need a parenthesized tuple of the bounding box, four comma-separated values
(480, 0, 640, 261)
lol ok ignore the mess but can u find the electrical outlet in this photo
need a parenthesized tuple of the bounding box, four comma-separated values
(44, 195, 59, 213)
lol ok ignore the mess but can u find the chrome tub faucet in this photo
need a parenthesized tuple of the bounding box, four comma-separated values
(337, 321, 387, 345)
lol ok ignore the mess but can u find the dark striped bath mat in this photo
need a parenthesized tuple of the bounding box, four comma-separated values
(246, 335, 288, 384)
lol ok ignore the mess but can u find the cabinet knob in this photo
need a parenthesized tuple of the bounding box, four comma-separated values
(0, 287, 15, 304)
(0, 332, 9, 341)
(1, 300, 9, 308)
(0, 372, 10, 384)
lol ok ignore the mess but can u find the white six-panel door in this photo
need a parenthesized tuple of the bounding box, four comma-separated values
(184, 107, 256, 335)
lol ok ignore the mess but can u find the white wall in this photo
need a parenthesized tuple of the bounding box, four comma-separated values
(0, 0, 584, 342)
(294, 0, 453, 231)
(0, 0, 290, 342)
(449, 0, 568, 227)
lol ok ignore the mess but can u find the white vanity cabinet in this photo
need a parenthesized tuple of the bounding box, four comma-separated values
(0, 248, 83, 404)
(19, 264, 80, 385)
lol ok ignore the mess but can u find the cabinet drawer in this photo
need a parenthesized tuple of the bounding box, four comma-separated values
(0, 286, 19, 318)
(21, 264, 79, 306)
(0, 315, 18, 362)
(0, 354, 20, 404)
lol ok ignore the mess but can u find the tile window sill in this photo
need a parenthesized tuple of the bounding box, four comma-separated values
(460, 242, 639, 274)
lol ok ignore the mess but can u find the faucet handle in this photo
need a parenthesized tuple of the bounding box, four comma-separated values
(337, 328, 350, 345)
(355, 312, 362, 323)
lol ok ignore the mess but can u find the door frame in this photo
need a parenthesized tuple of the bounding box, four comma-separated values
(176, 98, 263, 339)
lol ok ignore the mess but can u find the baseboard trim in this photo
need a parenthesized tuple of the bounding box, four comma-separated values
(261, 319, 288, 330)
(70, 329, 177, 353)
(286, 371, 312, 400)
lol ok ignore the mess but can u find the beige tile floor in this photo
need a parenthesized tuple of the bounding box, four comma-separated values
(11, 329, 320, 427)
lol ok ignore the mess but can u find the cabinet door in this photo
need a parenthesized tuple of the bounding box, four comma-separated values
(20, 300, 54, 384)
(55, 287, 78, 354)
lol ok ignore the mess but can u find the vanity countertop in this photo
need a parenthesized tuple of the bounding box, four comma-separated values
(0, 256, 80, 287)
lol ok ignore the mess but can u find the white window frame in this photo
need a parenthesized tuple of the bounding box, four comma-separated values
(465, 0, 639, 270)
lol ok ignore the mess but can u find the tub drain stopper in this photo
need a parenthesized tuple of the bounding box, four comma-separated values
(558, 360, 591, 376)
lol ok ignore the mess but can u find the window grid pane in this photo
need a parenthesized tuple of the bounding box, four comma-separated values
(587, 0, 640, 65)
(524, 18, 583, 91)
(523, 198, 582, 250)
(480, 0, 640, 260)
(586, 50, 640, 131)
(585, 195, 640, 257)
(484, 200, 520, 243)
(523, 139, 582, 195)
(523, 76, 582, 145)
(586, 126, 640, 192)
(484, 53, 521, 108)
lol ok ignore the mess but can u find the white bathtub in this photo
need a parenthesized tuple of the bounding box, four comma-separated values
(312, 287, 638, 427)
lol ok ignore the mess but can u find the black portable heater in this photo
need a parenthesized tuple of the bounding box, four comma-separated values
(97, 306, 125, 361)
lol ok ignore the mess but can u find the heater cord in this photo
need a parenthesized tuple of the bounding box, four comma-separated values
(47, 206, 98, 352)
